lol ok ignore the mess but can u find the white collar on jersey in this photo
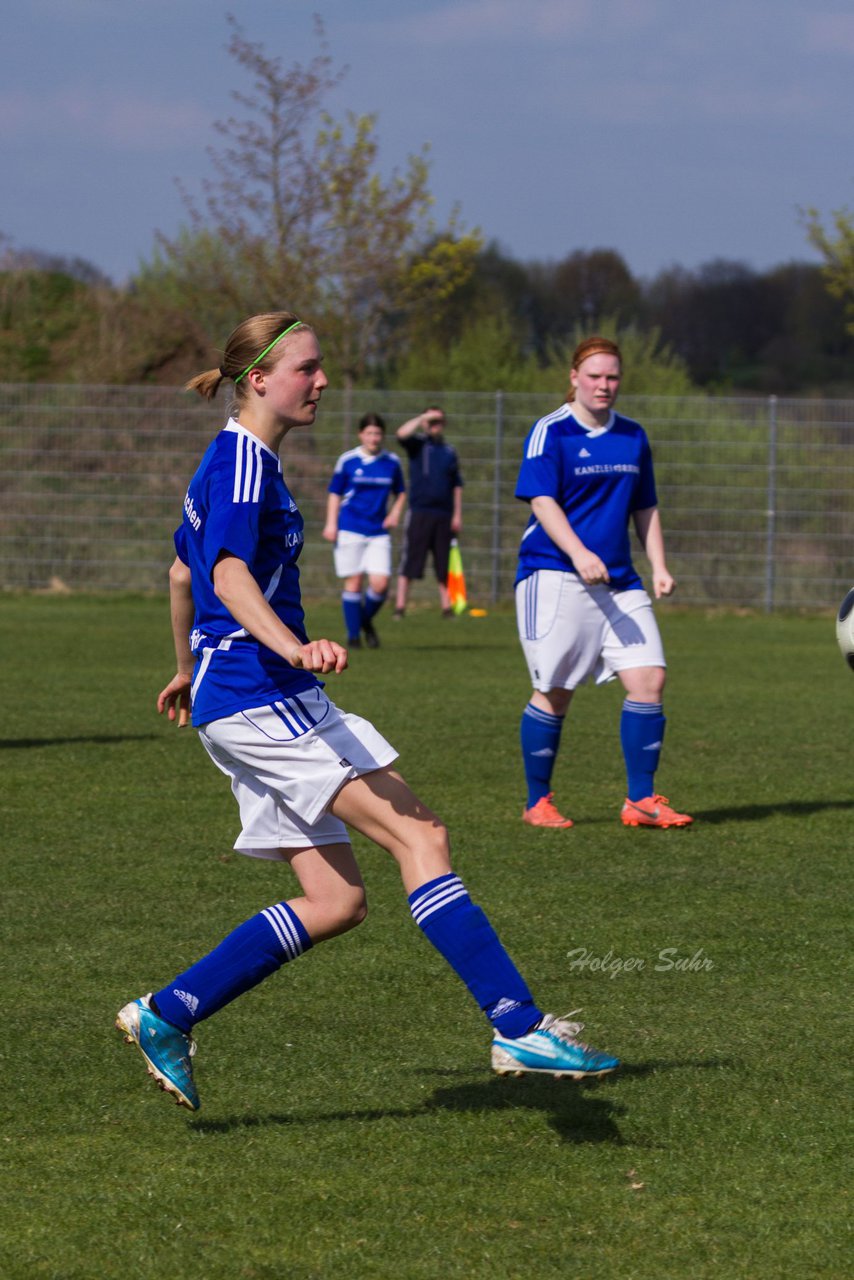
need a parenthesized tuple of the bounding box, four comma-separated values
(224, 417, 280, 461)
(569, 409, 615, 438)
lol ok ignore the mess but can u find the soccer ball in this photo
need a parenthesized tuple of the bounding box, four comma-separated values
(835, 588, 854, 669)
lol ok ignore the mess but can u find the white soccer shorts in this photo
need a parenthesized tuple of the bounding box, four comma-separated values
(515, 570, 666, 691)
(333, 530, 392, 579)
(198, 687, 398, 858)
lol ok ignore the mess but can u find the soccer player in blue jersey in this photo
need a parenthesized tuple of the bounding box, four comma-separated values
(515, 336, 692, 830)
(323, 412, 405, 649)
(115, 311, 619, 1110)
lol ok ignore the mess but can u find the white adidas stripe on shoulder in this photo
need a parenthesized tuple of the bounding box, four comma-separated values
(232, 430, 265, 503)
(526, 403, 573, 459)
(334, 446, 362, 472)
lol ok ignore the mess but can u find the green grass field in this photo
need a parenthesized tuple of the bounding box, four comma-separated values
(1, 596, 850, 1279)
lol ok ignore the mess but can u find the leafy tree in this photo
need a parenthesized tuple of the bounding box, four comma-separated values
(388, 308, 695, 397)
(388, 305, 542, 393)
(803, 205, 854, 334)
(541, 317, 696, 399)
(0, 262, 100, 382)
(144, 16, 480, 384)
(528, 249, 641, 354)
(753, 263, 854, 392)
(644, 259, 778, 387)
(644, 256, 854, 390)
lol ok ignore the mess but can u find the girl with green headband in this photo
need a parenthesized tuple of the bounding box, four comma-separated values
(115, 310, 619, 1112)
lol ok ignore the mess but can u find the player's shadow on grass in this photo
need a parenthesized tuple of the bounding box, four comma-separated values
(692, 798, 854, 824)
(425, 1074, 625, 1144)
(194, 1075, 628, 1145)
(190, 1088, 623, 1144)
(192, 1079, 624, 1144)
(190, 1054, 733, 1144)
(422, 1054, 731, 1145)
(0, 733, 160, 749)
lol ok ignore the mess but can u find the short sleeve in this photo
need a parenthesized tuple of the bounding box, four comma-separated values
(515, 423, 562, 502)
(173, 524, 189, 564)
(328, 455, 348, 496)
(633, 433, 658, 511)
(200, 464, 263, 578)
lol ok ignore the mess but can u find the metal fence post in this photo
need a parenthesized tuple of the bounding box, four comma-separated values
(343, 377, 353, 446)
(764, 394, 778, 613)
(490, 390, 505, 604)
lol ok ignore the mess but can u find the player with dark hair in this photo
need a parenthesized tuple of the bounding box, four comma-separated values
(393, 407, 463, 618)
(515, 336, 692, 830)
(115, 312, 619, 1111)
(323, 412, 405, 649)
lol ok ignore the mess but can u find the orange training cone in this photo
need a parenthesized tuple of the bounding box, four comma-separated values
(447, 538, 468, 615)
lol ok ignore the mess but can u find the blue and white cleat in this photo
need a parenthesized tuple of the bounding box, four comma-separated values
(115, 994, 200, 1111)
(492, 1012, 619, 1080)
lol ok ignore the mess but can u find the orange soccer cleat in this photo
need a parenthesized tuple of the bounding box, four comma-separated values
(522, 793, 574, 828)
(621, 794, 693, 829)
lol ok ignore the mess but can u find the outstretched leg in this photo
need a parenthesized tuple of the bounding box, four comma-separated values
(330, 765, 619, 1078)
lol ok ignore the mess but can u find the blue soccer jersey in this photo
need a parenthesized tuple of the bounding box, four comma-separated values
(176, 419, 321, 726)
(515, 405, 658, 590)
(328, 448, 405, 536)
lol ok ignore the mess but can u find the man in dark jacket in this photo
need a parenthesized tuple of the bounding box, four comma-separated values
(394, 406, 463, 617)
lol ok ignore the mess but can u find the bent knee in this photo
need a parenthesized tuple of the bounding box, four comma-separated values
(421, 819, 452, 870)
(433, 821, 451, 858)
(334, 886, 368, 933)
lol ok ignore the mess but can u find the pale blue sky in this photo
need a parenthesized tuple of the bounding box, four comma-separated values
(4, 0, 853, 283)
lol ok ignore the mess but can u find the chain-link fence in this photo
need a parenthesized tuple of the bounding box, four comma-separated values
(1, 383, 852, 610)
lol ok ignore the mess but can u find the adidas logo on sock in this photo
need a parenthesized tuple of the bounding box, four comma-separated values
(643, 741, 663, 751)
(173, 989, 199, 1015)
(491, 997, 522, 1019)
(531, 747, 555, 757)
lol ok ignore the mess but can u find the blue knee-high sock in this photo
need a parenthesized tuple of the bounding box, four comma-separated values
(153, 903, 312, 1033)
(520, 702, 565, 807)
(620, 699, 666, 802)
(341, 590, 363, 641)
(362, 589, 387, 623)
(409, 874, 541, 1039)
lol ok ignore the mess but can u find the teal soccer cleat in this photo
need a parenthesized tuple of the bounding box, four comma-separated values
(492, 1012, 619, 1080)
(116, 994, 200, 1111)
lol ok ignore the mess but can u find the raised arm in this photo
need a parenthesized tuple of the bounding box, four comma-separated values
(396, 410, 438, 442)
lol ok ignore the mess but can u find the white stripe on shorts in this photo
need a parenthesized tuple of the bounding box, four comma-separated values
(522, 574, 538, 641)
